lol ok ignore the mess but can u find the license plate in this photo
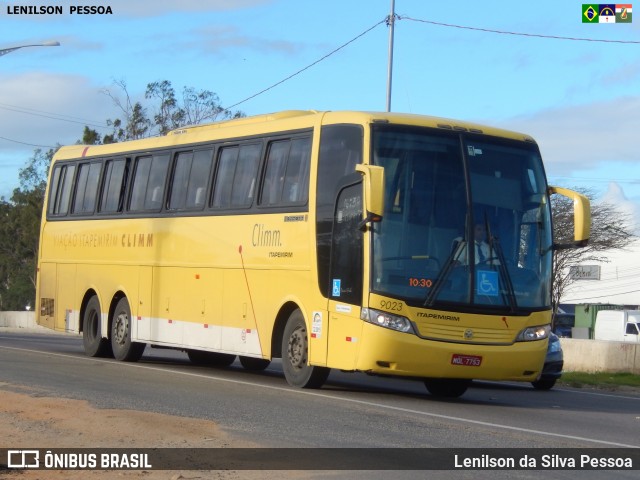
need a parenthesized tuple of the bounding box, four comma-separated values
(451, 354, 482, 367)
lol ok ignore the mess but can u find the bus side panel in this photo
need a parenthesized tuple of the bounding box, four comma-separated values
(150, 266, 225, 351)
(38, 263, 57, 330)
(56, 263, 78, 332)
(134, 266, 152, 341)
(151, 266, 183, 346)
(221, 268, 262, 356)
(326, 300, 363, 370)
(175, 266, 223, 351)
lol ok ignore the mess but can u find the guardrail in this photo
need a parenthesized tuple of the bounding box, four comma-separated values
(561, 338, 640, 375)
(0, 311, 38, 329)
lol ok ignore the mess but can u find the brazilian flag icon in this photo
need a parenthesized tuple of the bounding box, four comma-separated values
(582, 4, 599, 22)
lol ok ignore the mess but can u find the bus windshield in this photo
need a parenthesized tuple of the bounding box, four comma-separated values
(371, 126, 553, 313)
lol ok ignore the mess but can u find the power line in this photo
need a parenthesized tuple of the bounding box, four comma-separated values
(399, 15, 640, 44)
(564, 288, 640, 301)
(0, 135, 56, 148)
(0, 103, 109, 129)
(223, 17, 388, 111)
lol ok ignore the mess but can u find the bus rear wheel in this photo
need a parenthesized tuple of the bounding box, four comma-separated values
(282, 309, 329, 389)
(424, 378, 471, 398)
(82, 296, 112, 358)
(111, 297, 145, 362)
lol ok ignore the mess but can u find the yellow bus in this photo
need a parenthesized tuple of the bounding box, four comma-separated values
(36, 110, 590, 397)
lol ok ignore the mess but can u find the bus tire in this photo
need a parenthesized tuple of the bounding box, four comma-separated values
(239, 356, 271, 371)
(111, 297, 145, 362)
(187, 350, 236, 366)
(424, 378, 470, 398)
(531, 378, 556, 390)
(282, 309, 330, 389)
(82, 296, 112, 358)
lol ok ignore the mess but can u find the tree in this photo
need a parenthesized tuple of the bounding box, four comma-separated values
(101, 78, 151, 141)
(79, 126, 102, 145)
(551, 187, 635, 319)
(146, 80, 184, 135)
(0, 148, 55, 310)
(101, 79, 244, 141)
(181, 86, 243, 125)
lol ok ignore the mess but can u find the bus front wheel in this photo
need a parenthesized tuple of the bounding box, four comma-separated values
(424, 378, 470, 398)
(82, 296, 112, 358)
(282, 310, 329, 389)
(111, 297, 146, 362)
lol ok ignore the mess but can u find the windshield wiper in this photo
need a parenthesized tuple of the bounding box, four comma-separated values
(424, 239, 465, 307)
(484, 218, 518, 312)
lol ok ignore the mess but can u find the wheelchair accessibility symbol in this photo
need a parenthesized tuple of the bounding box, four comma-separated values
(476, 270, 499, 297)
(332, 279, 341, 297)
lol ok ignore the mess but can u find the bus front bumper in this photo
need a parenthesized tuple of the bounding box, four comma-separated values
(354, 322, 547, 382)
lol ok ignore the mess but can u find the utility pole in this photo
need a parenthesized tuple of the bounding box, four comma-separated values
(386, 0, 396, 112)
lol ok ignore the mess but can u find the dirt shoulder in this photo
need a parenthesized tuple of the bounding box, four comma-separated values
(1, 384, 297, 480)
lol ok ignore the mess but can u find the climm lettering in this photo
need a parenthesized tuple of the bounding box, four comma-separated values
(6, 5, 63, 14)
(53, 233, 153, 248)
(252, 224, 282, 247)
(121, 233, 153, 248)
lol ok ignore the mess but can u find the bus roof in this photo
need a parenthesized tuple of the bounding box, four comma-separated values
(52, 110, 537, 161)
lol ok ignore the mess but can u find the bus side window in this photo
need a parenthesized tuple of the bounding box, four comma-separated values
(145, 154, 170, 210)
(47, 165, 63, 216)
(212, 144, 260, 209)
(260, 136, 311, 206)
(48, 163, 76, 217)
(130, 156, 152, 211)
(284, 137, 311, 203)
(231, 144, 261, 207)
(186, 149, 213, 209)
(129, 154, 170, 212)
(168, 151, 194, 210)
(72, 161, 102, 215)
(212, 147, 238, 208)
(168, 149, 213, 211)
(99, 158, 128, 214)
(261, 141, 289, 206)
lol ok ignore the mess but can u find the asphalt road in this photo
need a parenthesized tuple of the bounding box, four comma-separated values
(1, 330, 639, 479)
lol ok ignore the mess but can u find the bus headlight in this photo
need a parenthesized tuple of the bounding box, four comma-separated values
(516, 324, 550, 342)
(361, 308, 414, 334)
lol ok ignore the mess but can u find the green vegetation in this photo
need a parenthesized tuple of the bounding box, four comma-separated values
(560, 371, 640, 389)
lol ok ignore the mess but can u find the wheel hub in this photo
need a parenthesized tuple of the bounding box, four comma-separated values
(114, 312, 128, 345)
(287, 326, 307, 369)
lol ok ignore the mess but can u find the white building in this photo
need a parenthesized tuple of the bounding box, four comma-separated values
(561, 238, 640, 306)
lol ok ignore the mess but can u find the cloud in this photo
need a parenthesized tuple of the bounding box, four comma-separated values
(600, 182, 640, 234)
(601, 60, 640, 87)
(189, 25, 304, 57)
(498, 96, 640, 175)
(0, 71, 115, 152)
(0, 71, 117, 198)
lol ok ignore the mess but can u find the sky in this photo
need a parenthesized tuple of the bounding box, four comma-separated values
(1, 0, 640, 303)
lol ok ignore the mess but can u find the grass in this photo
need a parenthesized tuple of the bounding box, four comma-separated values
(560, 371, 640, 389)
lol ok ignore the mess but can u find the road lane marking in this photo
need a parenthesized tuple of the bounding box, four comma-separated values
(1, 344, 638, 448)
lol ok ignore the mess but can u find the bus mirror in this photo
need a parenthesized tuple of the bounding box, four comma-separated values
(355, 164, 384, 227)
(548, 186, 591, 247)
